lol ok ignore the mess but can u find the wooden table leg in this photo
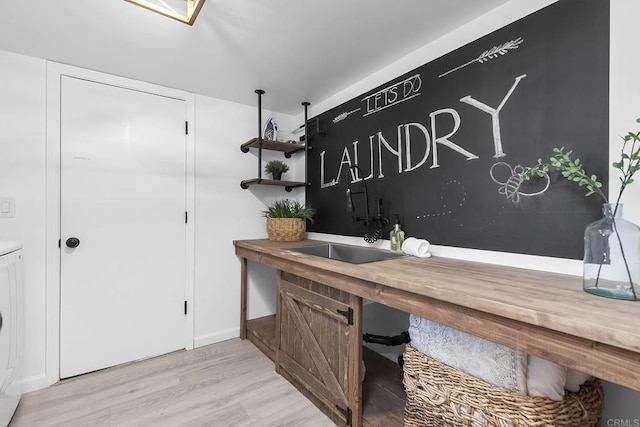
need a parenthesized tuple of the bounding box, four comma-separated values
(348, 293, 363, 427)
(275, 269, 282, 374)
(240, 257, 247, 339)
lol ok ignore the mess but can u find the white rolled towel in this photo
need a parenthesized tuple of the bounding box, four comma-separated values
(402, 237, 431, 258)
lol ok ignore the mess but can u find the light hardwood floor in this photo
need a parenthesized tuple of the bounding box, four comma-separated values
(10, 339, 335, 427)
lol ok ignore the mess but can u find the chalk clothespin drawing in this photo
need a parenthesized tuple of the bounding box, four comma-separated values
(440, 37, 524, 78)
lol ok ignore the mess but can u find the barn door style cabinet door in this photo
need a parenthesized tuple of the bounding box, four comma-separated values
(276, 271, 363, 427)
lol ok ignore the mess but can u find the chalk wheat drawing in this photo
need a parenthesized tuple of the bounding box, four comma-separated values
(333, 108, 361, 124)
(439, 37, 524, 78)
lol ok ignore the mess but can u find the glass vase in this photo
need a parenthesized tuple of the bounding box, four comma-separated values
(583, 203, 640, 300)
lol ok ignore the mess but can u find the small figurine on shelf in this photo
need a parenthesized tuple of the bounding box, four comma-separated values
(264, 160, 289, 181)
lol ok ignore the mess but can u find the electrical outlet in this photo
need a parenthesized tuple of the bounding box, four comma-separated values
(0, 198, 15, 218)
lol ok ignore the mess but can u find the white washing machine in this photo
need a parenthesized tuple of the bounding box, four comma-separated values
(0, 242, 23, 427)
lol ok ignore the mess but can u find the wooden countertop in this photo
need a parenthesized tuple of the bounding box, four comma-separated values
(235, 238, 640, 391)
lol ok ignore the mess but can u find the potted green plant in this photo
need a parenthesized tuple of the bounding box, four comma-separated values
(522, 117, 640, 300)
(262, 199, 315, 241)
(264, 160, 289, 181)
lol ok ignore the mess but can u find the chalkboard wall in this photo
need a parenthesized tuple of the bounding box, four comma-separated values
(306, 0, 610, 260)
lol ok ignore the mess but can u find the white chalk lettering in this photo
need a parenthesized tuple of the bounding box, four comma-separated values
(362, 74, 422, 117)
(352, 140, 374, 181)
(320, 75, 526, 188)
(429, 108, 478, 169)
(377, 131, 402, 178)
(320, 150, 337, 188)
(460, 74, 527, 158)
(403, 123, 431, 172)
(404, 75, 422, 97)
(335, 146, 355, 186)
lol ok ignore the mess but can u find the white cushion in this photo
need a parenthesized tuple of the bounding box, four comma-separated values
(526, 355, 566, 401)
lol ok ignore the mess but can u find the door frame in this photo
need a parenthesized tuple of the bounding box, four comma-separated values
(45, 62, 196, 385)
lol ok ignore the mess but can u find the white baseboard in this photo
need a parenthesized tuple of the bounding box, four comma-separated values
(16, 373, 49, 394)
(193, 327, 239, 348)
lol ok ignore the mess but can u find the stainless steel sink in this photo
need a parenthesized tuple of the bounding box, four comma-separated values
(288, 243, 405, 264)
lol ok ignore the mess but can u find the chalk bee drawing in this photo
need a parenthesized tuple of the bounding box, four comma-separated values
(490, 161, 549, 203)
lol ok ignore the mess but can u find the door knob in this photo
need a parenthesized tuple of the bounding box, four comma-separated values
(66, 237, 80, 248)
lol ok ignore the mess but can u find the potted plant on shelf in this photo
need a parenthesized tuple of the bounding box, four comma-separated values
(522, 117, 640, 300)
(264, 160, 289, 181)
(263, 199, 315, 241)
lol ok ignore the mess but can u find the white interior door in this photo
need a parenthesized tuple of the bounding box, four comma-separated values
(60, 76, 187, 378)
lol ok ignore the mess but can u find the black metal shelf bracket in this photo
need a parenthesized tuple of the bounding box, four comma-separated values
(302, 101, 310, 187)
(255, 89, 265, 182)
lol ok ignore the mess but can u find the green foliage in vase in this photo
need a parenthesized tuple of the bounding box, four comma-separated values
(264, 160, 289, 175)
(521, 117, 640, 205)
(262, 199, 315, 222)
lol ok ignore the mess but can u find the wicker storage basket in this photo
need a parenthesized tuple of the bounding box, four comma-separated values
(402, 345, 603, 427)
(266, 218, 306, 241)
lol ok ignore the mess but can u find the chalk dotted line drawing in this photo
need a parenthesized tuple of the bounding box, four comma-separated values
(490, 161, 550, 203)
(478, 202, 505, 231)
(415, 180, 466, 227)
(333, 108, 361, 124)
(439, 37, 524, 78)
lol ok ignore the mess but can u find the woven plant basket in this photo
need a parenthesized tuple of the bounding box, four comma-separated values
(266, 218, 306, 241)
(402, 345, 603, 427)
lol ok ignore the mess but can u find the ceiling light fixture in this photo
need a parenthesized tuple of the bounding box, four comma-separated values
(124, 0, 206, 25)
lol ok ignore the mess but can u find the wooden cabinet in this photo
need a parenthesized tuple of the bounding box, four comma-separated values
(277, 272, 363, 426)
(240, 90, 309, 192)
(241, 265, 405, 426)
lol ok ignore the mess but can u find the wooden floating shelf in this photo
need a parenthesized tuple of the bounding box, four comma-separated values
(240, 178, 307, 192)
(240, 92, 309, 193)
(240, 138, 305, 158)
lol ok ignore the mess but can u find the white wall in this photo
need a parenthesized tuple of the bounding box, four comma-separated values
(193, 94, 303, 345)
(0, 48, 305, 391)
(305, 0, 640, 423)
(0, 50, 47, 389)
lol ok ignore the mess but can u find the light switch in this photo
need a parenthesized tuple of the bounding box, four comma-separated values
(0, 198, 15, 218)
